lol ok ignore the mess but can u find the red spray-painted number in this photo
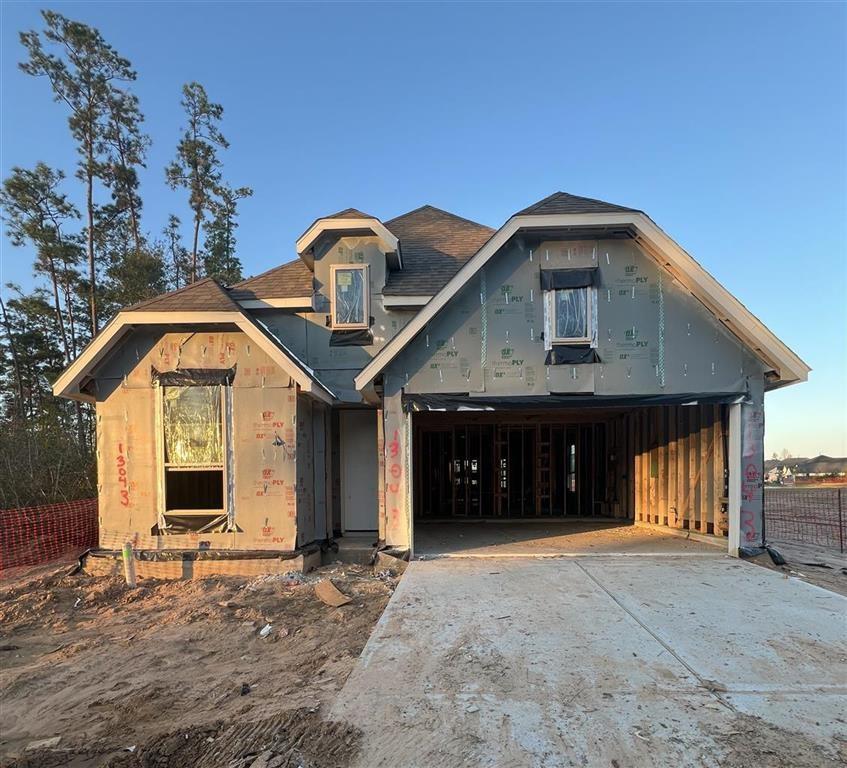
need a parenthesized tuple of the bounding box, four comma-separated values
(116, 443, 130, 507)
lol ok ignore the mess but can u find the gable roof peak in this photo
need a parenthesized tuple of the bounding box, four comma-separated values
(124, 276, 240, 313)
(325, 207, 378, 220)
(515, 191, 640, 216)
(385, 204, 493, 231)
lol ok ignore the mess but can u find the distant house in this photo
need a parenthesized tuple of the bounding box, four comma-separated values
(53, 192, 809, 557)
(765, 466, 794, 485)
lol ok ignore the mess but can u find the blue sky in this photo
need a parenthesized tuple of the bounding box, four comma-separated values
(1, 1, 845, 457)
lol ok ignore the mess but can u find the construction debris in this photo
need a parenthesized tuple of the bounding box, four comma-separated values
(314, 579, 352, 607)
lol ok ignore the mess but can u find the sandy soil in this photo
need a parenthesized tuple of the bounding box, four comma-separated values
(749, 539, 847, 596)
(0, 561, 398, 768)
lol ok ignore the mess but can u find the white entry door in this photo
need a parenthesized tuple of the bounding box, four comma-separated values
(340, 410, 379, 532)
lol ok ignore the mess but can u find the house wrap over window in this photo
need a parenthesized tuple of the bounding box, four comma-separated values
(331, 264, 369, 329)
(154, 373, 232, 534)
(163, 386, 222, 466)
(541, 268, 598, 352)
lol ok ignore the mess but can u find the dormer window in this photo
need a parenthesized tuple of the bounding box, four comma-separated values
(331, 264, 369, 329)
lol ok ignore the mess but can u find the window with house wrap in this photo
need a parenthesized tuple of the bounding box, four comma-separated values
(553, 287, 591, 343)
(330, 264, 369, 329)
(161, 385, 225, 526)
(540, 268, 597, 346)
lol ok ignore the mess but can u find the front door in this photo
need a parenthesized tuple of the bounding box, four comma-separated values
(340, 410, 378, 532)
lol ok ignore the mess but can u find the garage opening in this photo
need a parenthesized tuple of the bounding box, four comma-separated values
(416, 420, 606, 519)
(411, 400, 732, 554)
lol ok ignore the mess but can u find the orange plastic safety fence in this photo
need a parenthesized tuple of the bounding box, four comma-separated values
(0, 498, 98, 572)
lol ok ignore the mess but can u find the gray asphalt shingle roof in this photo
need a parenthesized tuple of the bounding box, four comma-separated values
(136, 194, 636, 306)
(515, 191, 640, 216)
(383, 205, 494, 296)
(230, 259, 314, 301)
(124, 277, 240, 312)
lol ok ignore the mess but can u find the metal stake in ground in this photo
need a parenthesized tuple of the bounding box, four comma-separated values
(122, 542, 137, 588)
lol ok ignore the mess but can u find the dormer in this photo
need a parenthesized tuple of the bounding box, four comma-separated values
(296, 208, 402, 271)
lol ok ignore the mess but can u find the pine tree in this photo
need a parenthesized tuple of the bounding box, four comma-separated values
(165, 82, 229, 283)
(0, 164, 80, 367)
(163, 214, 191, 290)
(0, 286, 95, 506)
(100, 90, 149, 253)
(99, 217, 167, 311)
(20, 10, 137, 336)
(202, 184, 253, 285)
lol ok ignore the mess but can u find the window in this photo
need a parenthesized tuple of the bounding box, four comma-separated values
(552, 287, 592, 343)
(161, 385, 226, 528)
(330, 264, 369, 329)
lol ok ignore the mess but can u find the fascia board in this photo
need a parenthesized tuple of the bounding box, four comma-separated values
(237, 297, 315, 310)
(631, 215, 810, 384)
(52, 316, 132, 399)
(53, 310, 243, 398)
(53, 309, 336, 405)
(296, 218, 399, 256)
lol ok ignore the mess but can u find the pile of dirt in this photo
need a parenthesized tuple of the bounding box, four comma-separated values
(0, 561, 398, 767)
(7, 708, 361, 768)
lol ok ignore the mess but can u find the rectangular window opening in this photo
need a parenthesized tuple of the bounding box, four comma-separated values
(331, 264, 369, 329)
(161, 385, 226, 529)
(553, 287, 592, 343)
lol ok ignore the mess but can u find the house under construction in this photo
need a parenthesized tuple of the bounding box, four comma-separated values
(53, 192, 809, 557)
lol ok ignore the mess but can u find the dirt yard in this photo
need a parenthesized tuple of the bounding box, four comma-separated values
(0, 560, 399, 768)
(748, 539, 847, 596)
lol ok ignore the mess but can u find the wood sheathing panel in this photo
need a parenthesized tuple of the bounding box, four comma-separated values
(609, 405, 728, 536)
(94, 329, 300, 550)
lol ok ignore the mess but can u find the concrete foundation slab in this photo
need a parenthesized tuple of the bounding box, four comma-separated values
(331, 557, 846, 767)
(414, 520, 723, 557)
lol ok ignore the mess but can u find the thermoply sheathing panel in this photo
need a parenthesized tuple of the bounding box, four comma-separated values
(232, 385, 299, 550)
(388, 238, 763, 399)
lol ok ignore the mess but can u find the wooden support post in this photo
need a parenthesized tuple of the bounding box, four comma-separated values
(649, 408, 659, 523)
(688, 407, 699, 530)
(634, 413, 642, 521)
(667, 406, 678, 528)
(714, 405, 727, 536)
(643, 410, 650, 522)
(701, 406, 715, 534)
(624, 411, 636, 520)
(617, 415, 626, 519)
(676, 408, 687, 529)
(658, 408, 668, 526)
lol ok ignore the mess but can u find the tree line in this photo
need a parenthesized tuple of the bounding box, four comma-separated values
(0, 10, 253, 507)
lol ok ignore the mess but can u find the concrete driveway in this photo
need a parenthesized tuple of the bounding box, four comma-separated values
(331, 555, 847, 767)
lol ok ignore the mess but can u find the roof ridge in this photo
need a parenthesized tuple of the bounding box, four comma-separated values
(385, 204, 493, 231)
(326, 207, 377, 219)
(518, 191, 561, 214)
(516, 191, 639, 216)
